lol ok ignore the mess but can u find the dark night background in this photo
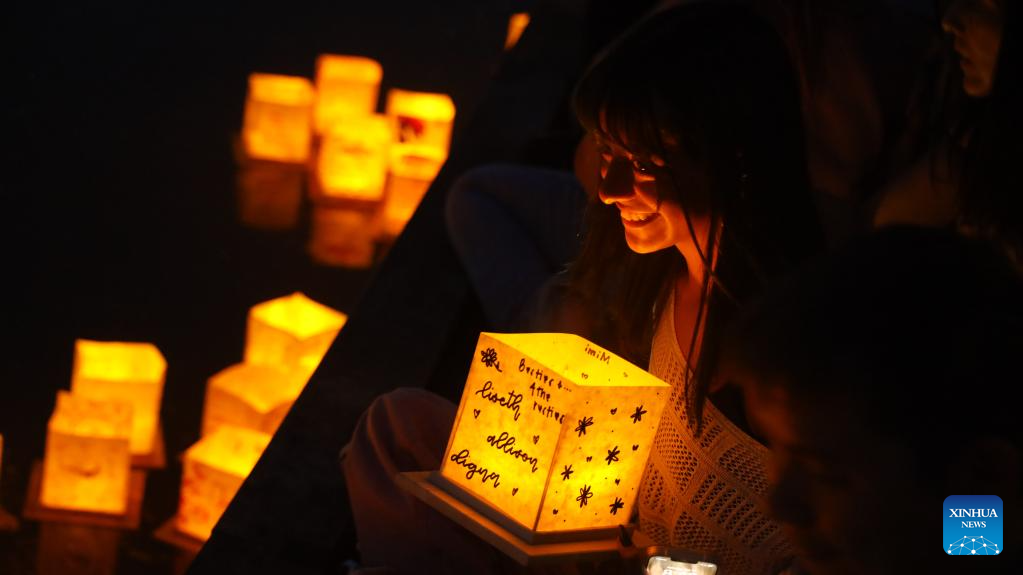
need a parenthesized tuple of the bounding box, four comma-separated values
(1, 1, 531, 572)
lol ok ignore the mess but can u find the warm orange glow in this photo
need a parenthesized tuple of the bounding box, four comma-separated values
(242, 73, 315, 163)
(244, 292, 347, 381)
(236, 157, 304, 231)
(202, 363, 300, 437)
(385, 89, 455, 166)
(314, 54, 383, 134)
(505, 13, 531, 50)
(317, 114, 392, 202)
(177, 425, 270, 541)
(41, 392, 133, 514)
(381, 154, 443, 238)
(308, 205, 379, 268)
(439, 333, 669, 535)
(71, 339, 165, 456)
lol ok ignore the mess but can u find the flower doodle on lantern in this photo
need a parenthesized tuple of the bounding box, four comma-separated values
(630, 405, 647, 423)
(605, 446, 621, 465)
(609, 497, 625, 515)
(560, 464, 574, 481)
(575, 416, 594, 437)
(577, 485, 594, 508)
(480, 347, 503, 371)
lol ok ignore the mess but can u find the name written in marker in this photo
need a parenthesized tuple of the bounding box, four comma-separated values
(486, 431, 539, 473)
(474, 380, 522, 421)
(450, 449, 501, 487)
(585, 344, 611, 364)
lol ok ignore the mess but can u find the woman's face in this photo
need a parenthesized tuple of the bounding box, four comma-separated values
(942, 0, 1005, 97)
(595, 133, 713, 261)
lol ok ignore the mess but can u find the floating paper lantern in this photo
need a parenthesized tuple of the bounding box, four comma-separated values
(385, 89, 455, 166)
(308, 204, 379, 268)
(202, 363, 300, 437)
(242, 73, 315, 163)
(381, 153, 443, 239)
(505, 13, 531, 50)
(244, 292, 347, 381)
(41, 392, 133, 515)
(314, 54, 383, 134)
(177, 425, 270, 541)
(434, 333, 669, 542)
(316, 114, 392, 203)
(71, 339, 166, 457)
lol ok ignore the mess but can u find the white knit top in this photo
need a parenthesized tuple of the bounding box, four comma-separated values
(636, 292, 794, 575)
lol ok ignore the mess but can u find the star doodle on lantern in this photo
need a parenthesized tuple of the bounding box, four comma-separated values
(560, 464, 574, 481)
(576, 485, 593, 508)
(575, 416, 594, 437)
(605, 445, 621, 465)
(479, 347, 502, 371)
(630, 405, 648, 423)
(609, 497, 625, 515)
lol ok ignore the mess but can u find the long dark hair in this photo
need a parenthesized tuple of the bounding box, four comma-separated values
(570, 1, 824, 428)
(957, 0, 1023, 267)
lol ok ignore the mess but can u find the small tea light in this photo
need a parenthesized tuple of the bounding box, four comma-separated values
(177, 425, 271, 541)
(41, 392, 133, 514)
(242, 73, 315, 163)
(202, 363, 300, 437)
(314, 54, 383, 134)
(244, 292, 347, 381)
(71, 339, 166, 457)
(317, 114, 393, 202)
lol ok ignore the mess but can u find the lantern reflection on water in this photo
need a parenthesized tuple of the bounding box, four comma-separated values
(308, 204, 379, 269)
(242, 73, 315, 163)
(71, 339, 165, 457)
(314, 54, 383, 134)
(177, 425, 270, 541)
(41, 392, 133, 515)
(202, 363, 299, 437)
(244, 292, 347, 381)
(433, 333, 669, 542)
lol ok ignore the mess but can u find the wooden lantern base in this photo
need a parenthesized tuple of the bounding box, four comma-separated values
(131, 422, 167, 469)
(396, 471, 652, 566)
(153, 516, 205, 555)
(21, 460, 146, 529)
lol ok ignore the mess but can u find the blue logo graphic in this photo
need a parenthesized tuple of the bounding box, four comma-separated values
(944, 495, 1003, 556)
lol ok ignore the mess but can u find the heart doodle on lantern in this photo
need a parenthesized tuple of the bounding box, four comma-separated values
(552, 508, 559, 515)
(615, 478, 621, 485)
(632, 444, 639, 451)
(532, 435, 539, 444)
(610, 408, 618, 415)
(512, 488, 519, 496)
(473, 409, 480, 419)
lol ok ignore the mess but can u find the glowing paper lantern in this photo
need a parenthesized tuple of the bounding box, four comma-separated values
(244, 292, 347, 380)
(435, 333, 669, 542)
(41, 392, 133, 514)
(316, 114, 392, 202)
(314, 54, 383, 134)
(202, 363, 299, 437)
(308, 205, 379, 268)
(71, 339, 166, 457)
(385, 89, 455, 166)
(381, 154, 443, 239)
(242, 73, 315, 163)
(177, 425, 270, 541)
(505, 13, 531, 50)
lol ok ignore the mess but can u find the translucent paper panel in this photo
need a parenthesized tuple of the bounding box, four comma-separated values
(244, 292, 347, 381)
(314, 54, 383, 134)
(71, 339, 165, 455)
(41, 392, 133, 514)
(202, 363, 300, 437)
(317, 114, 392, 202)
(385, 89, 455, 167)
(177, 425, 271, 541)
(439, 333, 669, 534)
(382, 154, 443, 238)
(242, 73, 315, 163)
